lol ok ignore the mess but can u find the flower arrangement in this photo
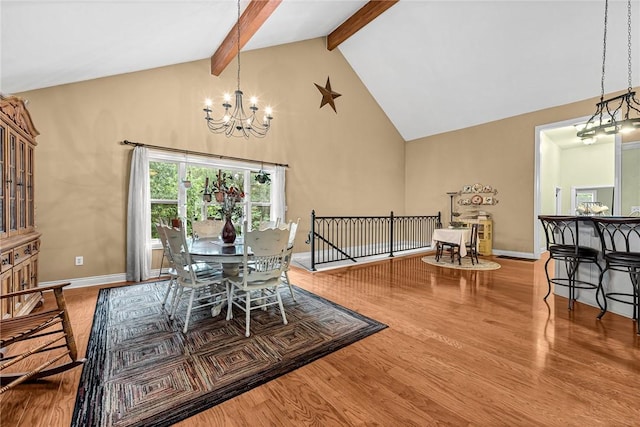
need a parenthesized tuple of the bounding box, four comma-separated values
(220, 183, 244, 218)
(206, 170, 244, 219)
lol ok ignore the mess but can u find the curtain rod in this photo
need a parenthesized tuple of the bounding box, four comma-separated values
(121, 140, 289, 168)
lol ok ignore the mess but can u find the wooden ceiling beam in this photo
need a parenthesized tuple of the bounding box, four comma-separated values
(326, 0, 398, 51)
(210, 0, 282, 76)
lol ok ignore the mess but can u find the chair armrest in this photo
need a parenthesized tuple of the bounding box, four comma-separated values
(0, 282, 71, 300)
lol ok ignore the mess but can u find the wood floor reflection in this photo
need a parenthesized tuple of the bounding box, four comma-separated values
(1, 254, 638, 426)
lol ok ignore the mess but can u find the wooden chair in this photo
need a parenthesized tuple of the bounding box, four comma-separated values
(163, 226, 228, 333)
(466, 223, 480, 265)
(226, 222, 290, 337)
(0, 282, 85, 394)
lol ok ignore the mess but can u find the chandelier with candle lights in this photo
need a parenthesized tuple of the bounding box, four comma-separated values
(203, 0, 273, 138)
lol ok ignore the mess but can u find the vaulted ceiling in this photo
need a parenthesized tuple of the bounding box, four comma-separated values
(2, 0, 639, 141)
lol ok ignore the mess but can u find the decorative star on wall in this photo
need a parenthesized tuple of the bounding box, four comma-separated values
(314, 77, 341, 113)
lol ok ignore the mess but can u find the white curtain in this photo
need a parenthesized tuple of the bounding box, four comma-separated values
(126, 146, 151, 281)
(272, 165, 286, 223)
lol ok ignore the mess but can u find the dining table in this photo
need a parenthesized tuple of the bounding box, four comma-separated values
(189, 237, 250, 277)
(432, 227, 472, 259)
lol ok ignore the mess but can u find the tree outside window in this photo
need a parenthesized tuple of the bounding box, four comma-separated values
(148, 154, 277, 242)
(150, 161, 178, 238)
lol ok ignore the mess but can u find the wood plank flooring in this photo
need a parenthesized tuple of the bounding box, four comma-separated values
(1, 254, 638, 426)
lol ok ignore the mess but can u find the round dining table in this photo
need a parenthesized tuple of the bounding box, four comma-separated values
(189, 237, 250, 277)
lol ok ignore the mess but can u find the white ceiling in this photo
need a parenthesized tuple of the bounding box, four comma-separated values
(543, 124, 615, 148)
(1, 0, 639, 141)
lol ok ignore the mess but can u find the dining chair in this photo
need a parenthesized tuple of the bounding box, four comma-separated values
(590, 217, 640, 335)
(192, 219, 224, 240)
(281, 218, 300, 300)
(258, 218, 281, 231)
(226, 222, 290, 337)
(465, 223, 480, 265)
(156, 223, 178, 311)
(434, 229, 463, 265)
(538, 215, 604, 311)
(163, 226, 228, 333)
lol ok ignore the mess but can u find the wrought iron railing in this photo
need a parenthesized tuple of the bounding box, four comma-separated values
(306, 211, 441, 271)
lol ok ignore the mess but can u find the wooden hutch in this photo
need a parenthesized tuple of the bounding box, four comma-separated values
(0, 95, 42, 318)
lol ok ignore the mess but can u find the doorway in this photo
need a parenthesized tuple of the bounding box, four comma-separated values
(534, 117, 621, 258)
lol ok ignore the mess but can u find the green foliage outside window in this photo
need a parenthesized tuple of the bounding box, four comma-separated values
(150, 162, 178, 238)
(150, 159, 275, 239)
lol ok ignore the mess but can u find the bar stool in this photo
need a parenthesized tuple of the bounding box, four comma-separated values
(590, 217, 640, 335)
(538, 215, 604, 310)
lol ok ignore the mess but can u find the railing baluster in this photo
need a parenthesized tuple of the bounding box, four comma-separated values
(309, 211, 441, 268)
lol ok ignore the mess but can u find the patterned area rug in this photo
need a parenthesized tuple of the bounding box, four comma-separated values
(421, 255, 501, 270)
(72, 281, 387, 427)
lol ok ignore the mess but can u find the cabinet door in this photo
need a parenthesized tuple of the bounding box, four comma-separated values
(7, 131, 17, 236)
(477, 223, 486, 240)
(26, 143, 35, 231)
(28, 253, 38, 290)
(12, 258, 31, 313)
(16, 137, 27, 231)
(1, 269, 12, 318)
(0, 123, 6, 239)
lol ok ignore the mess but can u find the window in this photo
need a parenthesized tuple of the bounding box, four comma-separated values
(150, 161, 178, 239)
(148, 150, 283, 245)
(576, 190, 596, 206)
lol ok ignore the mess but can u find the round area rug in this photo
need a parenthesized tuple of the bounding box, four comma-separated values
(421, 255, 501, 271)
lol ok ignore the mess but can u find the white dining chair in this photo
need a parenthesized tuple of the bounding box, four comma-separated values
(257, 218, 282, 231)
(156, 223, 178, 311)
(226, 222, 290, 337)
(163, 226, 228, 333)
(281, 218, 300, 300)
(192, 219, 224, 240)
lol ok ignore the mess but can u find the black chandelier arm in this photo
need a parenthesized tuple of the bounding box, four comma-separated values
(577, 0, 639, 141)
(577, 91, 640, 139)
(204, 89, 272, 138)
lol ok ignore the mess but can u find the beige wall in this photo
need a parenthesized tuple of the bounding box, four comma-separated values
(15, 36, 640, 280)
(19, 38, 406, 282)
(405, 88, 640, 255)
(559, 142, 615, 214)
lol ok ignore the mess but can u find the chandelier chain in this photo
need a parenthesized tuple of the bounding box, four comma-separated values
(202, 0, 273, 138)
(236, 0, 241, 92)
(576, 0, 640, 140)
(627, 0, 633, 90)
(600, 0, 609, 100)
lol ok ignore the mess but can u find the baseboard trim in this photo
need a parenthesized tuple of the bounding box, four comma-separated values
(39, 268, 166, 289)
(491, 249, 537, 260)
(39, 250, 538, 287)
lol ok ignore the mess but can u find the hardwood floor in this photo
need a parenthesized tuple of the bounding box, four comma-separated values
(1, 254, 639, 426)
